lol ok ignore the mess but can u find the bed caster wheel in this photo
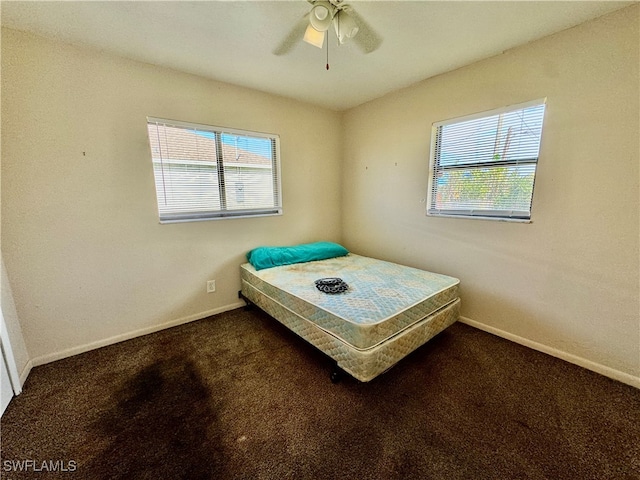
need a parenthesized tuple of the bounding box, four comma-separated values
(330, 370, 341, 384)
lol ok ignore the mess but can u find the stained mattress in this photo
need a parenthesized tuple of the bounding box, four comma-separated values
(240, 254, 459, 350)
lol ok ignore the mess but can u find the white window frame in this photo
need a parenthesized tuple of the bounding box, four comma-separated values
(146, 117, 282, 223)
(427, 98, 546, 222)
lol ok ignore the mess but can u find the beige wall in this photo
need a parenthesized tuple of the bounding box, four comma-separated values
(1, 28, 343, 362)
(342, 6, 639, 382)
(0, 28, 30, 383)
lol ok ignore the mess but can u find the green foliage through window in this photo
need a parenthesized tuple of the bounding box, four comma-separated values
(428, 100, 546, 220)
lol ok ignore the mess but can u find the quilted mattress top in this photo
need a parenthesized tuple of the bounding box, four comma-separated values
(241, 254, 459, 350)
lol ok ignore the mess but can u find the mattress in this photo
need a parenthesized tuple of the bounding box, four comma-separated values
(240, 254, 459, 350)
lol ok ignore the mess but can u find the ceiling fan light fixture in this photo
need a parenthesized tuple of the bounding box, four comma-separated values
(334, 10, 359, 44)
(309, 1, 334, 32)
(303, 24, 325, 49)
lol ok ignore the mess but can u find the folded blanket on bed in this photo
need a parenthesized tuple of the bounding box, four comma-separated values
(246, 241, 349, 270)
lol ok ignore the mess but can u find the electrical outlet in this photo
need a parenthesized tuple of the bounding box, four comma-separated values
(207, 280, 216, 293)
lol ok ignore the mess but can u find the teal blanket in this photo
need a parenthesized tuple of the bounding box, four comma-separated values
(246, 242, 349, 270)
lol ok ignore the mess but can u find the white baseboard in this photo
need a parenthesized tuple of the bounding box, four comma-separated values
(18, 360, 33, 391)
(29, 302, 245, 369)
(459, 316, 640, 390)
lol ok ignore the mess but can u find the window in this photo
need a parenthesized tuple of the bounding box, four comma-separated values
(146, 117, 282, 223)
(427, 99, 546, 221)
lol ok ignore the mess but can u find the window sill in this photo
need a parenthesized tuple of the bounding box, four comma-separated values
(426, 212, 532, 223)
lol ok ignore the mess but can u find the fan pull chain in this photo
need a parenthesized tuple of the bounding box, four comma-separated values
(326, 31, 330, 70)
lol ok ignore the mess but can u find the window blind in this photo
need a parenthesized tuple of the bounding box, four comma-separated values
(146, 118, 282, 223)
(428, 99, 546, 220)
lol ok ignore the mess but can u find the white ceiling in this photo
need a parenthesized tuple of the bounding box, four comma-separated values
(1, 1, 633, 111)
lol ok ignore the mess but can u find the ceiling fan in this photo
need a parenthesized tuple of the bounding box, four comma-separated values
(273, 0, 382, 56)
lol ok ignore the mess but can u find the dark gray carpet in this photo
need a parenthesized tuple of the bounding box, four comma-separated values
(2, 307, 639, 479)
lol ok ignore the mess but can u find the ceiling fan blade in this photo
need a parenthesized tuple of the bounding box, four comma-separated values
(273, 14, 309, 56)
(348, 8, 382, 54)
